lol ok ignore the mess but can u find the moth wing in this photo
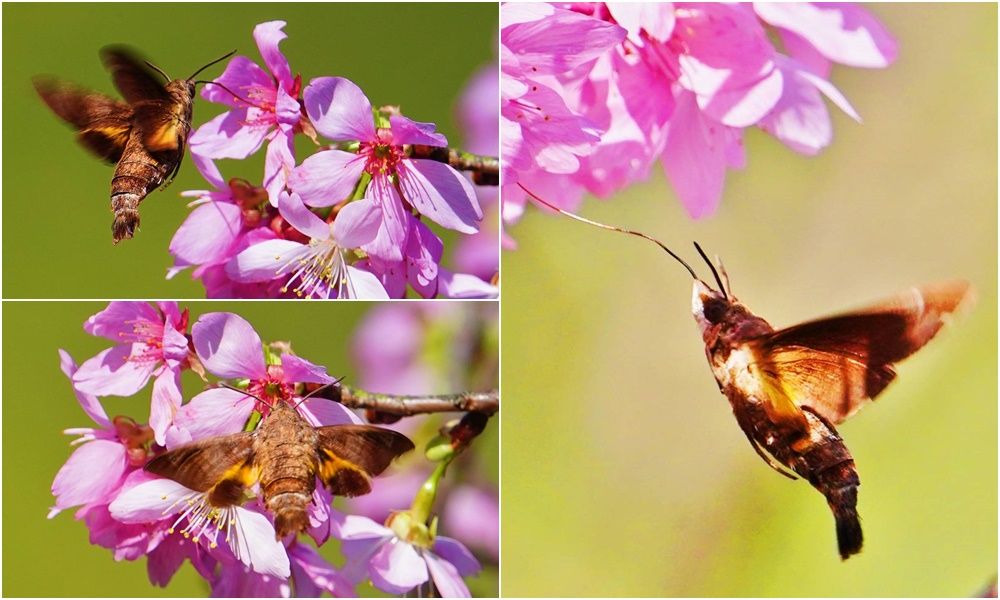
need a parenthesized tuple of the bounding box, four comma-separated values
(315, 425, 415, 497)
(133, 101, 185, 152)
(145, 432, 257, 503)
(34, 77, 132, 163)
(752, 281, 972, 425)
(100, 46, 171, 104)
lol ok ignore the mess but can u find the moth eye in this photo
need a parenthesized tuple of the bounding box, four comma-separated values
(703, 297, 728, 323)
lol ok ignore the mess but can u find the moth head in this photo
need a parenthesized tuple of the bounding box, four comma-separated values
(692, 279, 732, 334)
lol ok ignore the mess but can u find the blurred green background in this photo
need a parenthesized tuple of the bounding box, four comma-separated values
(2, 3, 495, 298)
(3, 302, 498, 597)
(502, 5, 997, 597)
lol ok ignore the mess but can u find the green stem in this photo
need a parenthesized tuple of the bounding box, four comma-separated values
(410, 458, 450, 525)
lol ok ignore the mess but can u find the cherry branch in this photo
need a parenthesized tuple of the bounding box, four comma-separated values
(308, 383, 499, 416)
(407, 145, 499, 186)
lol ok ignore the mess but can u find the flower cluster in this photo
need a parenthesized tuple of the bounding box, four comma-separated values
(170, 21, 498, 299)
(501, 2, 897, 230)
(51, 302, 493, 597)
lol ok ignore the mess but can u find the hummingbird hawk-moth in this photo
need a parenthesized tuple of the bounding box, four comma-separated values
(145, 397, 414, 539)
(516, 185, 972, 560)
(34, 46, 233, 243)
(684, 244, 971, 559)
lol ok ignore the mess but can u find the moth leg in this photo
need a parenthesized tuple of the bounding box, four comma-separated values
(161, 144, 184, 190)
(739, 424, 798, 480)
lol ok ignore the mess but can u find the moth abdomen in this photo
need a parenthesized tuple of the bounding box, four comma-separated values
(795, 411, 863, 559)
(268, 490, 312, 539)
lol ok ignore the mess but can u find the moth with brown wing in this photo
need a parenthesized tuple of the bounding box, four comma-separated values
(34, 46, 232, 243)
(686, 244, 972, 559)
(145, 399, 414, 539)
(516, 187, 974, 561)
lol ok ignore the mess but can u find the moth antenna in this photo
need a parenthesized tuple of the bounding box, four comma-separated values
(291, 377, 346, 411)
(518, 183, 699, 280)
(716, 255, 732, 297)
(187, 50, 236, 81)
(219, 382, 274, 410)
(693, 242, 728, 299)
(195, 80, 257, 107)
(144, 61, 171, 83)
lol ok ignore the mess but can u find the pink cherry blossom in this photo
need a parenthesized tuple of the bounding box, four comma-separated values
(189, 21, 305, 206)
(49, 351, 151, 518)
(338, 514, 480, 598)
(225, 192, 389, 299)
(288, 77, 483, 258)
(501, 2, 897, 224)
(169, 159, 279, 286)
(72, 302, 189, 445)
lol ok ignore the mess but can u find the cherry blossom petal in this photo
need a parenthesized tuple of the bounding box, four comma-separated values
(58, 349, 110, 427)
(147, 536, 202, 587)
(201, 56, 274, 108)
(264, 131, 296, 207)
(389, 115, 447, 147)
(288, 543, 355, 597)
(161, 319, 189, 367)
(149, 370, 183, 446)
(333, 198, 381, 248)
(73, 345, 157, 397)
(339, 514, 393, 540)
(502, 4, 625, 73)
(278, 192, 330, 240)
(281, 353, 335, 385)
(424, 551, 471, 598)
(191, 152, 227, 189)
(675, 5, 782, 127)
(369, 540, 428, 594)
(50, 439, 127, 515)
(298, 396, 363, 427)
(345, 265, 391, 299)
(661, 92, 736, 219)
(253, 21, 294, 91)
(109, 478, 191, 523)
(606, 3, 675, 43)
(432, 537, 481, 576)
(288, 149, 367, 208)
(437, 269, 498, 299)
(306, 486, 337, 545)
(169, 201, 243, 267)
(84, 302, 160, 340)
(167, 387, 255, 446)
(397, 160, 482, 233)
(230, 507, 291, 578)
(754, 3, 898, 68)
(367, 175, 409, 250)
(226, 239, 310, 283)
(304, 76, 376, 142)
(193, 312, 268, 380)
(189, 109, 270, 160)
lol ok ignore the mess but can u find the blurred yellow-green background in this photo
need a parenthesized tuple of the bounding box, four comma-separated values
(502, 4, 997, 597)
(2, 3, 495, 298)
(3, 302, 498, 597)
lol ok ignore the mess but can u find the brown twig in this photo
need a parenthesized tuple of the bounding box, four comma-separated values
(408, 144, 499, 186)
(308, 384, 499, 417)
